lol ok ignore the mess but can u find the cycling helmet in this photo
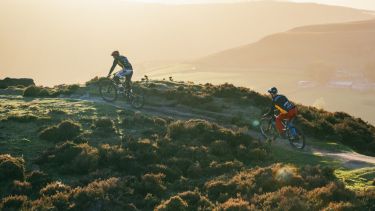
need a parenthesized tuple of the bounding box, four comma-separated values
(111, 50, 120, 57)
(267, 87, 278, 94)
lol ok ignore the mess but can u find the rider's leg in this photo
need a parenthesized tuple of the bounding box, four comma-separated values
(114, 71, 125, 84)
(125, 71, 133, 90)
(275, 113, 288, 134)
(286, 107, 298, 124)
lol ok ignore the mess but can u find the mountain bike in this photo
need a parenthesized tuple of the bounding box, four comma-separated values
(259, 113, 306, 149)
(98, 76, 144, 109)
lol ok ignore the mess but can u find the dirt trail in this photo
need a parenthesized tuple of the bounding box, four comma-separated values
(75, 94, 375, 169)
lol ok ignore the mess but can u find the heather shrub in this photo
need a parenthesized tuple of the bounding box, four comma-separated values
(209, 140, 232, 158)
(356, 189, 375, 210)
(146, 164, 182, 182)
(92, 118, 116, 136)
(322, 202, 354, 211)
(70, 143, 100, 174)
(51, 84, 80, 96)
(205, 164, 307, 203)
(98, 144, 138, 172)
(207, 160, 244, 176)
(35, 141, 99, 174)
(23, 86, 50, 97)
(251, 186, 308, 211)
(0, 154, 25, 182)
(6, 114, 40, 123)
(297, 106, 375, 156)
(157, 190, 214, 211)
(299, 165, 334, 189)
(10, 180, 32, 196)
(215, 198, 254, 211)
(128, 139, 160, 165)
(39, 120, 82, 142)
(71, 177, 125, 210)
(32, 192, 71, 211)
(40, 182, 72, 196)
(167, 119, 252, 146)
(26, 171, 51, 191)
(165, 89, 213, 107)
(307, 182, 355, 210)
(0, 195, 30, 211)
(155, 195, 188, 211)
(0, 78, 34, 89)
(178, 190, 214, 211)
(138, 173, 167, 196)
(212, 83, 248, 98)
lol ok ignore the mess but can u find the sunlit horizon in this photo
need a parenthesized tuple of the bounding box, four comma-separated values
(122, 0, 375, 11)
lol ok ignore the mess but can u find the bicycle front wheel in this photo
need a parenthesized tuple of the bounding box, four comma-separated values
(99, 79, 118, 102)
(260, 118, 277, 142)
(288, 127, 306, 149)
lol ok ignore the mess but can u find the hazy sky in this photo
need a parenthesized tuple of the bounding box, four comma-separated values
(124, 0, 375, 10)
(1, 0, 374, 86)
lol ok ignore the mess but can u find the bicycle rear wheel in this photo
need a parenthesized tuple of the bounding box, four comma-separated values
(99, 79, 118, 102)
(288, 127, 306, 149)
(260, 118, 277, 142)
(129, 86, 144, 109)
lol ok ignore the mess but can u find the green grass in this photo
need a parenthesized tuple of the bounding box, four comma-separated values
(267, 143, 342, 168)
(335, 167, 375, 190)
(308, 139, 354, 152)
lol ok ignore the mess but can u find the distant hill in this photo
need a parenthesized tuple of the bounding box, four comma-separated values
(197, 19, 375, 81)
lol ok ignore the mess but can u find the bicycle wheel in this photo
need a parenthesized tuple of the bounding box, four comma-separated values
(129, 87, 144, 109)
(99, 79, 118, 102)
(260, 118, 277, 142)
(288, 127, 306, 149)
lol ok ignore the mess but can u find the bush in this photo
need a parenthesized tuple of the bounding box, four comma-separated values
(26, 170, 50, 190)
(251, 186, 308, 211)
(32, 192, 71, 211)
(40, 181, 72, 196)
(178, 190, 214, 211)
(207, 160, 244, 176)
(6, 114, 40, 123)
(92, 118, 116, 137)
(23, 86, 50, 97)
(205, 164, 311, 203)
(98, 144, 139, 173)
(39, 120, 82, 142)
(71, 177, 125, 210)
(0, 195, 30, 211)
(322, 202, 354, 211)
(35, 141, 99, 174)
(167, 119, 249, 145)
(0, 78, 35, 89)
(215, 198, 254, 211)
(307, 182, 355, 210)
(138, 173, 166, 196)
(0, 154, 25, 182)
(155, 195, 188, 211)
(10, 180, 32, 196)
(51, 84, 81, 96)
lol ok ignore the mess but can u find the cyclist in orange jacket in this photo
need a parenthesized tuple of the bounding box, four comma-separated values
(264, 87, 298, 137)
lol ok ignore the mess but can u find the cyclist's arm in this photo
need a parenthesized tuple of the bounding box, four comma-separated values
(264, 104, 275, 116)
(108, 60, 117, 76)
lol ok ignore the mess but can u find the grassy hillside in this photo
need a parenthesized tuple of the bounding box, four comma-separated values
(0, 79, 374, 210)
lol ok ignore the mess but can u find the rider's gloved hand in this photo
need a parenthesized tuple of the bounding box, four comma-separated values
(107, 74, 111, 78)
(262, 113, 269, 118)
